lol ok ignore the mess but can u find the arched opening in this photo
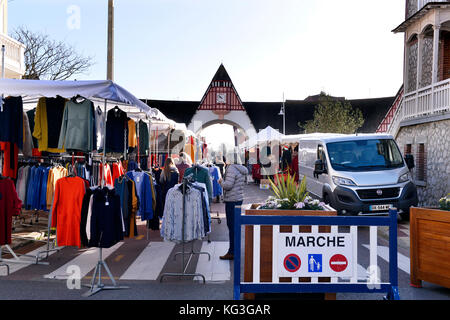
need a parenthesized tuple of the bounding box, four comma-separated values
(439, 20, 450, 82)
(406, 34, 418, 93)
(196, 119, 249, 164)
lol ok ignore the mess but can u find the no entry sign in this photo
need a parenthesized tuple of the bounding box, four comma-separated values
(277, 232, 354, 277)
(329, 254, 348, 272)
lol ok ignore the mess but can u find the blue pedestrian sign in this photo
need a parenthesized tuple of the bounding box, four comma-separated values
(308, 254, 322, 273)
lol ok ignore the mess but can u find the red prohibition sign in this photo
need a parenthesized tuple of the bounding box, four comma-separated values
(329, 254, 348, 272)
(283, 254, 301, 273)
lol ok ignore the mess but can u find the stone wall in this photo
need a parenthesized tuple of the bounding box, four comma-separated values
(407, 41, 418, 93)
(396, 118, 450, 207)
(406, 0, 418, 19)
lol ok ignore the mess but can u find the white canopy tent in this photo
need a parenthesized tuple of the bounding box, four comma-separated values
(0, 79, 170, 122)
(241, 125, 285, 149)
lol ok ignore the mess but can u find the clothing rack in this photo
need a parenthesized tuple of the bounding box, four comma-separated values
(16, 154, 83, 263)
(82, 99, 129, 297)
(160, 174, 210, 283)
(0, 243, 50, 271)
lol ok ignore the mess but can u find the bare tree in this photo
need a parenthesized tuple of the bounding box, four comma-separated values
(12, 26, 94, 80)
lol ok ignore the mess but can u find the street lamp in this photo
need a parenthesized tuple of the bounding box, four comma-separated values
(278, 93, 286, 135)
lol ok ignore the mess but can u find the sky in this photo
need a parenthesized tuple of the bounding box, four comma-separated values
(8, 0, 406, 102)
(7, 0, 406, 150)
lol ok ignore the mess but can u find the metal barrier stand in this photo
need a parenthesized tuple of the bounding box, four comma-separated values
(233, 208, 400, 300)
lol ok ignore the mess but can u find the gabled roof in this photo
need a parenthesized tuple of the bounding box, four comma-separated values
(211, 64, 233, 82)
(392, 2, 450, 33)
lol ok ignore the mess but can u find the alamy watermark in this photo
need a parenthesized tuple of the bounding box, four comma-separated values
(67, 5, 81, 30)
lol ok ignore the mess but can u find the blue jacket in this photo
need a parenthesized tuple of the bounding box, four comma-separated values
(126, 171, 153, 220)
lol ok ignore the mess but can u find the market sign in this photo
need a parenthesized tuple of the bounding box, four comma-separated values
(277, 233, 354, 278)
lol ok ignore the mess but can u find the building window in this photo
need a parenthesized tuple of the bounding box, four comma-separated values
(416, 143, 427, 182)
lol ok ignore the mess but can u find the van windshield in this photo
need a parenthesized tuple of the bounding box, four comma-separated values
(326, 139, 404, 172)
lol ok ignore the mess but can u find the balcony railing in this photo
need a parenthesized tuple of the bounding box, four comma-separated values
(0, 32, 25, 77)
(387, 79, 450, 136)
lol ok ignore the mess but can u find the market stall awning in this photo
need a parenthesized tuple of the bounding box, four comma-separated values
(242, 126, 285, 149)
(0, 79, 167, 121)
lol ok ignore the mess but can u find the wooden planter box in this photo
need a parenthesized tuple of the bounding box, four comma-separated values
(243, 204, 337, 300)
(410, 207, 450, 289)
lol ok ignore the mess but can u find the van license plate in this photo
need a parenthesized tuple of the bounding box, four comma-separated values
(370, 204, 393, 211)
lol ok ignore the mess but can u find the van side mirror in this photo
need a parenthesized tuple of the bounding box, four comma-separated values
(314, 159, 326, 177)
(405, 154, 415, 170)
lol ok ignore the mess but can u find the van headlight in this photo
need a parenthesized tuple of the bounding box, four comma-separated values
(332, 176, 357, 186)
(398, 172, 411, 183)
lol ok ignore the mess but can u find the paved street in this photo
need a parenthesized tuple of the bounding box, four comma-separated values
(0, 184, 449, 300)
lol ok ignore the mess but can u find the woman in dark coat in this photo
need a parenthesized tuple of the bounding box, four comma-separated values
(159, 157, 179, 208)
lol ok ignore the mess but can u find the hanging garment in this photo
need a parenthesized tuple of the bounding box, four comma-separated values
(0, 142, 19, 179)
(94, 106, 105, 152)
(51, 176, 86, 248)
(176, 162, 191, 183)
(138, 120, 149, 156)
(45, 96, 69, 150)
(192, 182, 211, 234)
(0, 97, 23, 179)
(38, 167, 50, 211)
(128, 119, 137, 149)
(58, 98, 95, 152)
(26, 108, 39, 152)
(80, 188, 94, 247)
(161, 184, 206, 243)
(126, 171, 153, 220)
(0, 96, 23, 150)
(16, 165, 30, 205)
(112, 161, 125, 183)
(98, 163, 113, 187)
(0, 178, 22, 245)
(159, 167, 179, 210)
(114, 176, 139, 238)
(209, 166, 223, 198)
(147, 177, 162, 231)
(105, 107, 128, 154)
(183, 165, 213, 201)
(33, 97, 66, 153)
(22, 112, 34, 157)
(88, 187, 124, 248)
(46, 166, 69, 211)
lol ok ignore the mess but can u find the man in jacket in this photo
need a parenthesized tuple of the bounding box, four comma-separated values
(219, 160, 248, 260)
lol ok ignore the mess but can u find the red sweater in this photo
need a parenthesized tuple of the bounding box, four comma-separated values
(0, 179, 22, 245)
(51, 177, 86, 247)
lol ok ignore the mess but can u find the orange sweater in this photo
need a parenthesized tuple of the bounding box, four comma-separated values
(51, 176, 86, 247)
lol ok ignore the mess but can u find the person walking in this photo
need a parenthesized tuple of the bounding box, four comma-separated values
(160, 157, 179, 208)
(219, 158, 248, 260)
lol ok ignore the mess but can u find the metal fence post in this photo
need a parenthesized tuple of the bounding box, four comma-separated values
(233, 207, 242, 300)
(387, 208, 400, 300)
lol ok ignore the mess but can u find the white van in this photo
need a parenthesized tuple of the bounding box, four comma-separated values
(297, 133, 418, 219)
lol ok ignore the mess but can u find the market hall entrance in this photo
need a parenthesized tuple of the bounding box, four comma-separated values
(187, 64, 257, 146)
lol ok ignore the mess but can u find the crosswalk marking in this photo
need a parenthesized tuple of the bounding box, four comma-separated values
(0, 245, 58, 276)
(43, 242, 123, 280)
(120, 241, 175, 281)
(195, 241, 231, 282)
(363, 244, 410, 274)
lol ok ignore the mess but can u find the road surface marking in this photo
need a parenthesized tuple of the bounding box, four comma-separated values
(120, 242, 175, 280)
